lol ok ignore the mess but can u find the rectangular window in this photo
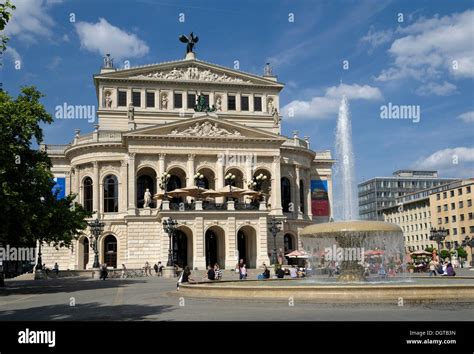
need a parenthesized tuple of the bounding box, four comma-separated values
(458, 188, 463, 195)
(254, 96, 262, 111)
(227, 95, 236, 110)
(132, 91, 141, 107)
(443, 192, 447, 199)
(146, 92, 155, 107)
(118, 91, 127, 107)
(203, 94, 209, 107)
(451, 203, 455, 210)
(444, 216, 448, 223)
(241, 96, 249, 111)
(187, 93, 196, 109)
(453, 228, 457, 235)
(460, 214, 465, 221)
(471, 226, 474, 233)
(436, 194, 440, 200)
(174, 93, 183, 109)
(469, 212, 473, 220)
(467, 186, 471, 193)
(452, 215, 456, 222)
(461, 227, 466, 234)
(443, 204, 448, 211)
(467, 199, 472, 207)
(459, 201, 463, 208)
(437, 206, 441, 212)
(450, 190, 454, 197)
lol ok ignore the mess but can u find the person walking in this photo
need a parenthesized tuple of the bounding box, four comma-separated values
(144, 261, 151, 276)
(239, 264, 248, 280)
(157, 262, 163, 276)
(53, 263, 59, 276)
(153, 263, 159, 276)
(100, 263, 108, 280)
(121, 264, 127, 279)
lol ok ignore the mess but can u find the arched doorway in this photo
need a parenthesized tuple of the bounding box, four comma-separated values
(197, 167, 215, 190)
(284, 233, 295, 253)
(237, 226, 257, 268)
(78, 237, 90, 270)
(83, 238, 89, 269)
(103, 235, 117, 268)
(173, 230, 188, 268)
(205, 226, 225, 267)
(167, 167, 186, 205)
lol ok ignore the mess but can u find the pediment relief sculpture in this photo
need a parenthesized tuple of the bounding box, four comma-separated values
(170, 121, 242, 137)
(135, 66, 252, 83)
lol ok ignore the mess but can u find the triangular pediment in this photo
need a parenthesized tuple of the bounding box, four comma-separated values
(95, 58, 283, 87)
(123, 114, 286, 142)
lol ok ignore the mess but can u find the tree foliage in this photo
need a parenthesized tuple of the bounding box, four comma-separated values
(0, 87, 92, 248)
(0, 0, 15, 56)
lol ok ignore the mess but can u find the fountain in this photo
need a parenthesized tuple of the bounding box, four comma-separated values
(300, 96, 405, 282)
(178, 97, 474, 303)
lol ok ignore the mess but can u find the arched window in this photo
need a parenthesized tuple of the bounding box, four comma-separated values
(299, 179, 305, 213)
(196, 176, 209, 189)
(281, 177, 291, 212)
(83, 177, 93, 212)
(137, 175, 155, 208)
(103, 175, 118, 212)
(167, 175, 182, 191)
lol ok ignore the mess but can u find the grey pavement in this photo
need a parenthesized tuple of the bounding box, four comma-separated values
(1, 275, 474, 321)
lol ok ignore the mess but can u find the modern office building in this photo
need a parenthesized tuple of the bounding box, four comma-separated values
(358, 170, 457, 220)
(383, 179, 474, 263)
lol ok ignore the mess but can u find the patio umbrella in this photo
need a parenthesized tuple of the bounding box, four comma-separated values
(201, 189, 224, 198)
(240, 189, 260, 197)
(410, 250, 432, 257)
(167, 188, 189, 197)
(285, 250, 309, 258)
(153, 191, 169, 200)
(180, 185, 208, 197)
(216, 185, 246, 198)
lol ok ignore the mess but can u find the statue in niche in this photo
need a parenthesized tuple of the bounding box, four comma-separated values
(127, 103, 134, 121)
(215, 96, 222, 111)
(161, 93, 168, 110)
(143, 188, 152, 208)
(105, 91, 112, 108)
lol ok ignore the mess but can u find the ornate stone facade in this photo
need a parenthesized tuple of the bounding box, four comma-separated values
(42, 49, 334, 270)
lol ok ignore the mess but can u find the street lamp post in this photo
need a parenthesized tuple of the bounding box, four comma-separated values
(268, 216, 282, 270)
(429, 227, 447, 260)
(225, 173, 236, 201)
(163, 217, 178, 267)
(461, 235, 474, 267)
(88, 218, 105, 269)
(35, 240, 43, 271)
(194, 173, 204, 200)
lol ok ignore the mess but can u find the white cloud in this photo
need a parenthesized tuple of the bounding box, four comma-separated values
(5, 0, 61, 43)
(457, 111, 474, 123)
(360, 26, 393, 52)
(282, 83, 382, 120)
(3, 46, 21, 63)
(75, 18, 149, 61)
(415, 147, 474, 178)
(415, 81, 457, 96)
(375, 10, 474, 87)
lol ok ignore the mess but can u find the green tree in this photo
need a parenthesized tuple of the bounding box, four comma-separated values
(0, 0, 15, 56)
(424, 246, 434, 253)
(439, 250, 450, 260)
(0, 87, 92, 285)
(456, 247, 467, 260)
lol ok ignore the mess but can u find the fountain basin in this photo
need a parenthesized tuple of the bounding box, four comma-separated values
(178, 278, 474, 303)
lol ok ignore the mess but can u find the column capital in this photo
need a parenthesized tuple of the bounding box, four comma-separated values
(121, 160, 127, 167)
(129, 152, 136, 160)
(159, 153, 166, 160)
(188, 154, 195, 161)
(93, 161, 99, 168)
(273, 155, 280, 163)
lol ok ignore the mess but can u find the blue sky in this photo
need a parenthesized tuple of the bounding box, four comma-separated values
(1, 0, 473, 182)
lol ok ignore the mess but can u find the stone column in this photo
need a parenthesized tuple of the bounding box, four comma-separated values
(216, 155, 224, 203)
(187, 154, 195, 187)
(306, 169, 313, 219)
(194, 217, 206, 269)
(65, 171, 71, 196)
(93, 162, 100, 215)
(120, 160, 127, 213)
(158, 154, 165, 182)
(128, 153, 136, 215)
(271, 155, 282, 215)
(295, 165, 302, 219)
(74, 166, 80, 200)
(244, 159, 253, 188)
